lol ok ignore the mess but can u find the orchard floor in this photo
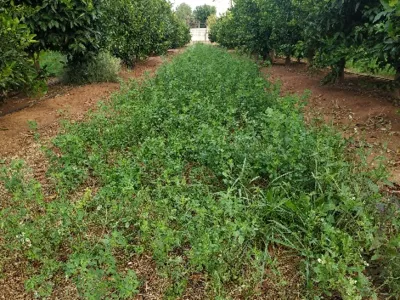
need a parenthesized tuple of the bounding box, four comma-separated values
(0, 48, 304, 300)
(0, 51, 184, 158)
(264, 60, 400, 185)
(0, 50, 399, 299)
(0, 50, 185, 300)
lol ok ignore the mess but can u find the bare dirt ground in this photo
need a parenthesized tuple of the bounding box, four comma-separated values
(264, 60, 400, 185)
(0, 51, 181, 158)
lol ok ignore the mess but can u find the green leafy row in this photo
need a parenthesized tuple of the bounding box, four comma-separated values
(0, 0, 191, 97)
(209, 0, 400, 83)
(1, 45, 399, 299)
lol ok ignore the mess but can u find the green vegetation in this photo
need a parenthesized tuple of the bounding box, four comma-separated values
(39, 51, 67, 77)
(346, 58, 396, 78)
(175, 2, 195, 27)
(12, 0, 103, 61)
(1, 45, 399, 299)
(0, 3, 36, 100)
(62, 52, 121, 84)
(210, 0, 400, 84)
(101, 0, 190, 67)
(193, 4, 216, 28)
(175, 3, 216, 29)
(0, 0, 190, 97)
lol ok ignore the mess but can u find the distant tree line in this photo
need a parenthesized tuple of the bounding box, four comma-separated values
(176, 3, 216, 28)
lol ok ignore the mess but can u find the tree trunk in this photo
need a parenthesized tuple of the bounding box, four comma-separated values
(395, 65, 400, 82)
(306, 49, 315, 68)
(269, 50, 275, 63)
(32, 52, 40, 73)
(394, 66, 400, 99)
(285, 56, 291, 66)
(262, 50, 273, 63)
(337, 57, 346, 82)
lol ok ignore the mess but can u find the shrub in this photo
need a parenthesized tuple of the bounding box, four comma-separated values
(62, 52, 121, 84)
(347, 57, 396, 77)
(101, 0, 150, 66)
(170, 16, 191, 49)
(209, 13, 241, 48)
(0, 5, 36, 99)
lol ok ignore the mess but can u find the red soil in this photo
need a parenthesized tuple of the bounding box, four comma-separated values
(265, 60, 400, 184)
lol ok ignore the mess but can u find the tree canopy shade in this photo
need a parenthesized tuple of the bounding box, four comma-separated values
(362, 0, 400, 81)
(193, 4, 216, 28)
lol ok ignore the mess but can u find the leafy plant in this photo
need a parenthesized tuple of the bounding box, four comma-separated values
(210, 0, 274, 60)
(193, 4, 216, 28)
(11, 0, 103, 61)
(0, 3, 37, 99)
(63, 52, 121, 84)
(0, 45, 398, 299)
(175, 3, 194, 27)
(40, 51, 67, 77)
(1, 0, 103, 87)
(101, 0, 189, 67)
(211, 0, 399, 84)
(170, 15, 191, 49)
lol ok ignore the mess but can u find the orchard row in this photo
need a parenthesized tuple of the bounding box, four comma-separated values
(0, 0, 191, 98)
(209, 0, 400, 83)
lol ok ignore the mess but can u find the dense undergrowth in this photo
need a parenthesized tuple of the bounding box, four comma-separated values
(1, 45, 399, 299)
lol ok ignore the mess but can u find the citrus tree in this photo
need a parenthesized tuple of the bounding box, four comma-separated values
(304, 0, 380, 81)
(211, 0, 392, 82)
(11, 0, 102, 65)
(101, 0, 189, 67)
(0, 2, 36, 99)
(260, 0, 302, 64)
(211, 0, 273, 60)
(209, 12, 240, 46)
(365, 0, 400, 80)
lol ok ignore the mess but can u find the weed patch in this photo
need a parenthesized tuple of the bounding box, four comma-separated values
(0, 45, 399, 299)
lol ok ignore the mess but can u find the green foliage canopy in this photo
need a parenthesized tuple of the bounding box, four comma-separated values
(210, 0, 400, 82)
(193, 4, 216, 27)
(0, 2, 36, 98)
(99, 0, 190, 66)
(11, 0, 102, 62)
(175, 2, 193, 27)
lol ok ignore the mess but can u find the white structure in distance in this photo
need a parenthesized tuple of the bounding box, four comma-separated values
(190, 28, 210, 43)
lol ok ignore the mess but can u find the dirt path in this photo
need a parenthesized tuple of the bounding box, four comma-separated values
(264, 61, 400, 184)
(0, 51, 180, 158)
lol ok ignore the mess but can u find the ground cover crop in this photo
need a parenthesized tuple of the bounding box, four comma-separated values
(1, 44, 399, 299)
